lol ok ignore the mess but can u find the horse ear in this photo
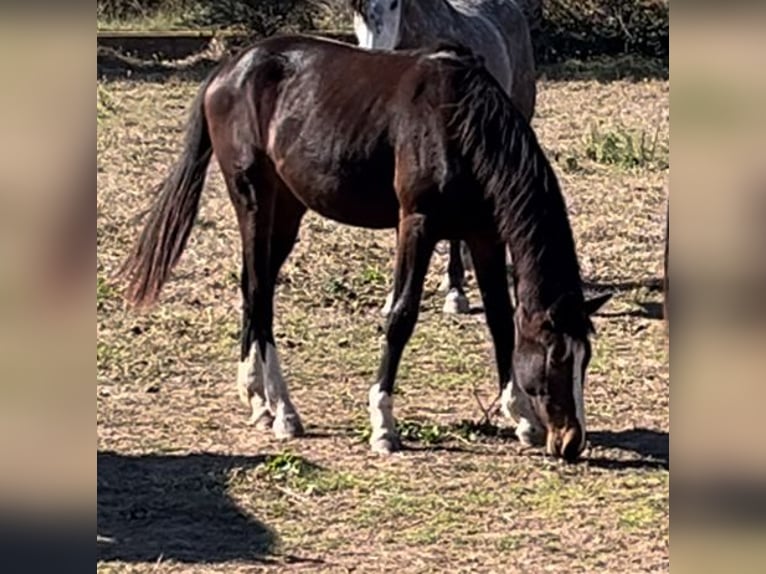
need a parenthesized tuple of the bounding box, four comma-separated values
(584, 292, 612, 316)
(545, 292, 576, 329)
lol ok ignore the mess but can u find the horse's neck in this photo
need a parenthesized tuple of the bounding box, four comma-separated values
(513, 247, 581, 317)
(400, 0, 459, 43)
(503, 169, 583, 313)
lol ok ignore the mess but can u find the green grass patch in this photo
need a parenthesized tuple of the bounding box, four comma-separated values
(254, 451, 357, 496)
(618, 499, 662, 531)
(97, 341, 118, 369)
(97, 274, 116, 311)
(97, 85, 117, 124)
(354, 417, 507, 447)
(584, 123, 668, 170)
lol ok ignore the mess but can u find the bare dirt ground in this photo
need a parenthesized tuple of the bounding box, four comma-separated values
(97, 64, 669, 573)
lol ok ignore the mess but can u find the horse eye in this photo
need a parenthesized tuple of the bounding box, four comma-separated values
(390, 0, 398, 9)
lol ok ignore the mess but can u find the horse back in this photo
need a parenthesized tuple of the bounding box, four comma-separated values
(204, 35, 491, 229)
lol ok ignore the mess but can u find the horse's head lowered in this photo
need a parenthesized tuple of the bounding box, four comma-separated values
(351, 0, 403, 50)
(513, 292, 612, 461)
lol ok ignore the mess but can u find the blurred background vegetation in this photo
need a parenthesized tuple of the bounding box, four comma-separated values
(96, 0, 668, 64)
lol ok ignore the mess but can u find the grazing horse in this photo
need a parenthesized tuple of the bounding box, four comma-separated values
(350, 0, 537, 317)
(121, 35, 610, 462)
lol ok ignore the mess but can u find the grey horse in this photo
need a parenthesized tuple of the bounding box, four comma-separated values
(350, 0, 543, 447)
(351, 0, 536, 315)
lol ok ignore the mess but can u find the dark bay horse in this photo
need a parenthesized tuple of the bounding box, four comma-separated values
(350, 0, 537, 317)
(121, 35, 610, 461)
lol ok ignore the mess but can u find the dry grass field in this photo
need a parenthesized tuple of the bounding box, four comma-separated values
(97, 59, 669, 572)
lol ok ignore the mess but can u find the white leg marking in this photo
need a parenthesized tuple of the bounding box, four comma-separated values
(381, 290, 395, 317)
(501, 379, 545, 447)
(237, 344, 274, 430)
(572, 342, 587, 450)
(499, 380, 516, 421)
(260, 342, 304, 439)
(443, 288, 470, 314)
(438, 272, 451, 293)
(368, 383, 399, 453)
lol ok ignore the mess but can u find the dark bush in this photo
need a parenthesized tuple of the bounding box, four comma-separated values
(97, 0, 668, 62)
(187, 1, 324, 36)
(97, 0, 194, 21)
(534, 0, 668, 64)
(97, 0, 326, 35)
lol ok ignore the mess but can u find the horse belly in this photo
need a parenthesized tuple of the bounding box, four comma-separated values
(305, 187, 400, 229)
(275, 162, 400, 229)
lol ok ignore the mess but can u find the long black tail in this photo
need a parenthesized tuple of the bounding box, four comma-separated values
(120, 65, 222, 307)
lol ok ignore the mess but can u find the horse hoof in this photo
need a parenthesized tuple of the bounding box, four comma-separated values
(249, 410, 275, 431)
(370, 434, 401, 454)
(515, 418, 546, 447)
(442, 289, 470, 314)
(273, 413, 305, 439)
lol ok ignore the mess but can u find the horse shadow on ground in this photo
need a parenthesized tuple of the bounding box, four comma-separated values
(394, 424, 669, 471)
(466, 276, 665, 320)
(584, 278, 664, 293)
(597, 301, 664, 321)
(98, 451, 312, 565)
(583, 277, 665, 321)
(586, 428, 669, 471)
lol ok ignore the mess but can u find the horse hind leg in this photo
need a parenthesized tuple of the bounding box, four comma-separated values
(216, 158, 270, 428)
(237, 262, 274, 431)
(440, 240, 470, 314)
(260, 186, 306, 438)
(382, 239, 471, 317)
(229, 158, 306, 438)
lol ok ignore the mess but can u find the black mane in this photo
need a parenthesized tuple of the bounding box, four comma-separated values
(446, 64, 590, 334)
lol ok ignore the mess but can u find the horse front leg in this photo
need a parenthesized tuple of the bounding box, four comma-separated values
(467, 235, 544, 447)
(369, 213, 435, 454)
